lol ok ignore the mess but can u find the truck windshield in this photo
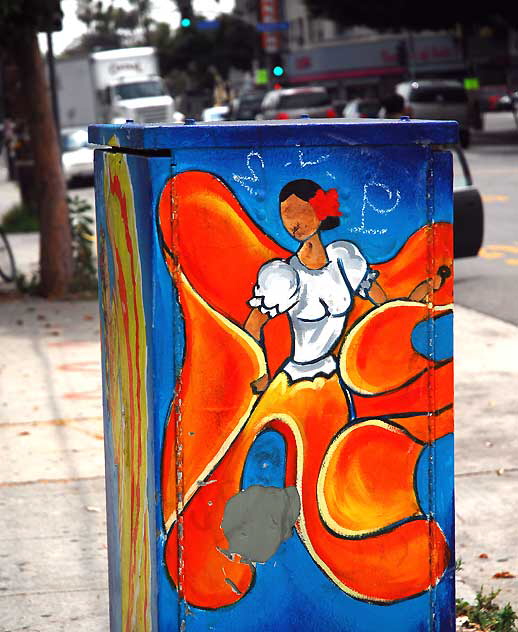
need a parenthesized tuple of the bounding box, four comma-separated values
(115, 81, 165, 100)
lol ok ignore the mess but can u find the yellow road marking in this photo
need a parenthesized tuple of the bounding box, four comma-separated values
(479, 244, 518, 265)
(482, 194, 510, 203)
(479, 249, 503, 259)
(483, 244, 518, 253)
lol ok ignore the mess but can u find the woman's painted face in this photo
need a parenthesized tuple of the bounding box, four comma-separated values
(280, 194, 321, 241)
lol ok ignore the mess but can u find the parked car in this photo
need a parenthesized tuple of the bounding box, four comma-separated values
(61, 127, 94, 185)
(201, 105, 230, 122)
(258, 87, 337, 120)
(231, 90, 267, 120)
(452, 145, 483, 258)
(342, 97, 381, 118)
(477, 84, 513, 113)
(395, 80, 472, 148)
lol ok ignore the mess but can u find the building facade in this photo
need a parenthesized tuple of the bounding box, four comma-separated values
(235, 0, 517, 103)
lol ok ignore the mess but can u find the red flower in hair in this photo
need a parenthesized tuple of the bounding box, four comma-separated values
(309, 188, 342, 220)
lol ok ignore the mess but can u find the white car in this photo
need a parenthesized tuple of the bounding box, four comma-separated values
(201, 106, 230, 122)
(61, 127, 94, 184)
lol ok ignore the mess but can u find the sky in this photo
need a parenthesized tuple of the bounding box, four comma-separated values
(39, 0, 236, 55)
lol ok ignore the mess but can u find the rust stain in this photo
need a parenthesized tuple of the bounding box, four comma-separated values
(69, 425, 104, 441)
(63, 391, 100, 400)
(0, 475, 105, 488)
(0, 416, 103, 428)
(46, 340, 98, 348)
(0, 416, 103, 440)
(57, 361, 100, 372)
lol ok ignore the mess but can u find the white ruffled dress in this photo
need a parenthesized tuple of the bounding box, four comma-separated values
(248, 240, 378, 381)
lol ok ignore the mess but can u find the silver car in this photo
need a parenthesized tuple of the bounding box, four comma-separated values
(257, 87, 337, 120)
(395, 80, 472, 148)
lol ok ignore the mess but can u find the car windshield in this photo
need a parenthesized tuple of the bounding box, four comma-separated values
(410, 86, 468, 103)
(115, 81, 165, 100)
(278, 92, 331, 109)
(61, 129, 89, 152)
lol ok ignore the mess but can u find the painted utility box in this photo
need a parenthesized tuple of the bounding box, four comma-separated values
(90, 118, 456, 632)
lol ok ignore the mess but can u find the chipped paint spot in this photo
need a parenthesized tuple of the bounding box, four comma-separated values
(221, 485, 300, 563)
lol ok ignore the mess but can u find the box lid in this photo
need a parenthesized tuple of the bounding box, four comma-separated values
(88, 118, 458, 150)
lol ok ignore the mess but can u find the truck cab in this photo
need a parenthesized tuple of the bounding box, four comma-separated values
(103, 76, 175, 124)
(91, 47, 176, 125)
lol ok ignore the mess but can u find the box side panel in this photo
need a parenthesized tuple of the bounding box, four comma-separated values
(95, 149, 172, 631)
(94, 148, 122, 631)
(430, 149, 455, 631)
(151, 138, 455, 631)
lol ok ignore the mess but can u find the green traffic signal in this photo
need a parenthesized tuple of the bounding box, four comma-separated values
(273, 65, 284, 77)
(181, 17, 191, 27)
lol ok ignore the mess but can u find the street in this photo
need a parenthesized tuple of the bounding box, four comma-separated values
(456, 112, 518, 325)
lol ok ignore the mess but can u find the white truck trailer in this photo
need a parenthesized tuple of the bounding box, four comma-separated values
(56, 47, 176, 128)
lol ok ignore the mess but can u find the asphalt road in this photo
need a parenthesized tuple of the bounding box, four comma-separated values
(456, 112, 518, 325)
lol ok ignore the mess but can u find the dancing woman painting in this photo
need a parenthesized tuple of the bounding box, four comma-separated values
(157, 170, 454, 611)
(245, 178, 387, 391)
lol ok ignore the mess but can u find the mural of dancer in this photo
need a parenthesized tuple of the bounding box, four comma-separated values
(157, 169, 454, 616)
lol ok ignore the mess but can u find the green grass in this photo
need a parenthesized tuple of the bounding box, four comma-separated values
(1, 203, 39, 233)
(457, 588, 517, 632)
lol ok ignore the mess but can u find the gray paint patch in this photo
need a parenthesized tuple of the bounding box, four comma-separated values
(221, 485, 301, 563)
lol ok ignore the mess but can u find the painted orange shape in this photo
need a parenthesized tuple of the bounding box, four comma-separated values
(318, 421, 422, 535)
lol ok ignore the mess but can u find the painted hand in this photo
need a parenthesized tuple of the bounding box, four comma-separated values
(251, 373, 270, 394)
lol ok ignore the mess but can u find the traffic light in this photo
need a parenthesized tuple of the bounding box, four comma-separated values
(271, 54, 285, 80)
(178, 0, 193, 28)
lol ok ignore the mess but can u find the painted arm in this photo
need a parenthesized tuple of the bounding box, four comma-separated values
(244, 307, 269, 342)
(368, 280, 388, 305)
(408, 265, 451, 302)
(244, 307, 271, 394)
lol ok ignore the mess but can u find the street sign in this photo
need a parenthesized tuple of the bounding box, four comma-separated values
(197, 20, 220, 30)
(256, 22, 289, 32)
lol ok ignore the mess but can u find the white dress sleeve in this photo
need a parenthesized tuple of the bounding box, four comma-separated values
(248, 260, 299, 317)
(328, 241, 379, 298)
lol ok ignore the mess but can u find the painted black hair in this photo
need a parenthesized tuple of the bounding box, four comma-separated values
(279, 179, 340, 231)
(279, 179, 320, 202)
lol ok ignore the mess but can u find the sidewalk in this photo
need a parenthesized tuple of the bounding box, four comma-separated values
(0, 291, 517, 630)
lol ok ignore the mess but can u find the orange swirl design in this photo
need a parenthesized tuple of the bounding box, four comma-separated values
(158, 171, 453, 608)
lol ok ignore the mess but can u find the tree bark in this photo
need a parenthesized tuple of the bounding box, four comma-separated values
(10, 28, 73, 297)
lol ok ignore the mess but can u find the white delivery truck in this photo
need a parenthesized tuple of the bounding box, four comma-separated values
(56, 47, 176, 127)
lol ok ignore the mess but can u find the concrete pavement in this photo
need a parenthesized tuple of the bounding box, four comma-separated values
(0, 228, 517, 629)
